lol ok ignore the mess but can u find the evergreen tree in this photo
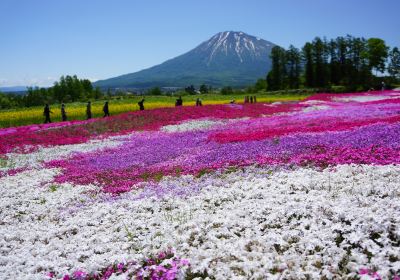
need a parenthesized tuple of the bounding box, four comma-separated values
(302, 42, 314, 87)
(199, 84, 209, 94)
(329, 39, 340, 85)
(366, 38, 389, 75)
(388, 47, 400, 80)
(312, 37, 328, 87)
(268, 46, 287, 90)
(286, 45, 301, 89)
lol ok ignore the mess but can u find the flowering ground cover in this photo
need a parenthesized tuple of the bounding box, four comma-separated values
(0, 90, 399, 279)
(0, 93, 309, 128)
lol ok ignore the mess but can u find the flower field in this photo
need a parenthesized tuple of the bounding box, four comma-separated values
(0, 94, 308, 128)
(1, 90, 400, 279)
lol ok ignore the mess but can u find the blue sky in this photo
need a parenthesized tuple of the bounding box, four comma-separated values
(1, 0, 399, 87)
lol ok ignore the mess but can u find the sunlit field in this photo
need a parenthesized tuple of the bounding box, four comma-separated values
(1, 90, 400, 279)
(0, 93, 309, 128)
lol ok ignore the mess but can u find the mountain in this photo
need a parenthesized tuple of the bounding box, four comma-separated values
(0, 86, 28, 93)
(94, 31, 277, 89)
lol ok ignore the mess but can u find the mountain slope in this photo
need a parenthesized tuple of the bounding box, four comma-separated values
(94, 31, 277, 88)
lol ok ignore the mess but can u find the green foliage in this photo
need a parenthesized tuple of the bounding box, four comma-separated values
(388, 47, 400, 80)
(199, 84, 209, 94)
(147, 87, 162, 95)
(185, 85, 196, 94)
(367, 38, 389, 74)
(302, 42, 314, 87)
(268, 46, 287, 90)
(286, 45, 302, 89)
(21, 75, 100, 107)
(220, 86, 233, 95)
(254, 78, 267, 91)
(265, 35, 390, 92)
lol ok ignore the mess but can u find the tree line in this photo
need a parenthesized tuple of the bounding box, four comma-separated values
(266, 35, 400, 91)
(0, 75, 103, 109)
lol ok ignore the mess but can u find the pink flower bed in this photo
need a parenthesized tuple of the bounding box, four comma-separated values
(43, 91, 400, 194)
(0, 102, 301, 155)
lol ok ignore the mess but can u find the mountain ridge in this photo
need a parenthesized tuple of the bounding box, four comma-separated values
(94, 31, 277, 89)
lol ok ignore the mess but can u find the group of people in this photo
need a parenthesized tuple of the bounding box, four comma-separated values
(43, 101, 114, 124)
(244, 95, 257, 103)
(43, 95, 257, 123)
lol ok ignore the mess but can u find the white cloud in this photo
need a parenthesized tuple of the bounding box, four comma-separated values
(0, 77, 57, 87)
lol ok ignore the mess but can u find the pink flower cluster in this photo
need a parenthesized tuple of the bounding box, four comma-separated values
(0, 102, 301, 155)
(359, 268, 400, 280)
(46, 249, 189, 280)
(45, 91, 400, 194)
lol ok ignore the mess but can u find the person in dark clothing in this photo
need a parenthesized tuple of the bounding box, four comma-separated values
(250, 96, 254, 103)
(103, 101, 110, 117)
(253, 96, 257, 103)
(43, 104, 52, 123)
(196, 98, 202, 106)
(175, 96, 183, 106)
(86, 101, 92, 120)
(138, 98, 145, 110)
(61, 103, 67, 121)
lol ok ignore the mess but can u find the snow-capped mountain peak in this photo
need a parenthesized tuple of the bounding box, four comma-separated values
(94, 31, 277, 88)
(197, 31, 275, 64)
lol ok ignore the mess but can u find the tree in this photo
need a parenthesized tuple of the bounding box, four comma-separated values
(268, 46, 287, 90)
(24, 87, 46, 107)
(93, 87, 103, 99)
(199, 84, 208, 94)
(286, 45, 301, 89)
(254, 78, 267, 91)
(366, 38, 389, 74)
(106, 88, 113, 98)
(312, 37, 328, 87)
(302, 42, 314, 87)
(388, 47, 400, 80)
(328, 39, 340, 85)
(184, 85, 196, 94)
(148, 87, 162, 95)
(220, 86, 233, 95)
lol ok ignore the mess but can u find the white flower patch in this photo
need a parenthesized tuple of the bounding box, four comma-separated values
(302, 100, 327, 105)
(1, 164, 399, 279)
(1, 134, 131, 171)
(302, 105, 331, 112)
(160, 119, 226, 133)
(334, 95, 400, 102)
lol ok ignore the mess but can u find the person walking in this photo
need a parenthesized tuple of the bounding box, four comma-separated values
(86, 101, 92, 120)
(253, 96, 257, 103)
(103, 101, 110, 117)
(138, 98, 145, 111)
(250, 96, 254, 103)
(196, 98, 202, 106)
(61, 103, 67, 121)
(175, 96, 183, 106)
(43, 104, 53, 123)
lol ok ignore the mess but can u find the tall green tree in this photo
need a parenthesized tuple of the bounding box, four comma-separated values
(312, 37, 328, 87)
(328, 39, 340, 85)
(268, 46, 287, 90)
(285, 45, 301, 89)
(366, 38, 389, 74)
(388, 47, 400, 80)
(302, 42, 314, 87)
(199, 84, 209, 94)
